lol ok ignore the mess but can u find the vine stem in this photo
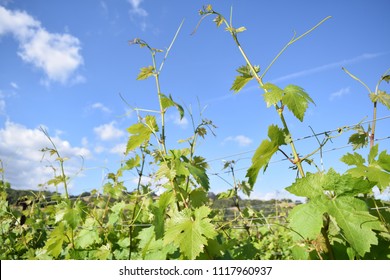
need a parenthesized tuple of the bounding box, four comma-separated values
(224, 19, 308, 177)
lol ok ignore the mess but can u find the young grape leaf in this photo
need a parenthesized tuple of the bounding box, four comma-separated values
(282, 85, 315, 122)
(368, 144, 379, 164)
(382, 75, 390, 83)
(321, 169, 374, 196)
(285, 172, 326, 199)
(125, 116, 157, 154)
(75, 217, 101, 248)
(246, 125, 286, 187)
(370, 90, 390, 109)
(262, 83, 283, 107)
(63, 201, 86, 230)
(231, 65, 260, 93)
(122, 155, 141, 171)
(340, 152, 365, 166)
(189, 188, 209, 208)
(137, 66, 155, 80)
(187, 162, 209, 191)
(327, 196, 382, 257)
(288, 200, 326, 240)
(164, 206, 216, 259)
(138, 226, 176, 260)
(160, 93, 185, 119)
(213, 14, 224, 27)
(343, 145, 390, 191)
(378, 150, 390, 172)
(44, 222, 67, 258)
(348, 132, 368, 150)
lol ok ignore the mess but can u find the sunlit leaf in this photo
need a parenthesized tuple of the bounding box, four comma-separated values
(246, 125, 286, 187)
(160, 93, 184, 119)
(282, 85, 315, 122)
(262, 83, 283, 107)
(137, 66, 155, 80)
(164, 206, 216, 259)
(327, 196, 382, 257)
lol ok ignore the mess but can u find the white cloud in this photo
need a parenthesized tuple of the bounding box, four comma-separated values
(127, 0, 149, 31)
(329, 87, 351, 101)
(94, 121, 124, 141)
(128, 0, 148, 17)
(0, 6, 84, 84)
(91, 102, 111, 114)
(109, 142, 127, 155)
(223, 135, 253, 147)
(167, 113, 188, 129)
(0, 121, 91, 190)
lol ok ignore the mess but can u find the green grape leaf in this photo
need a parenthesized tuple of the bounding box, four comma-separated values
(348, 132, 368, 150)
(246, 125, 286, 187)
(349, 166, 390, 191)
(63, 202, 85, 230)
(152, 191, 174, 239)
(92, 244, 112, 260)
(262, 83, 283, 107)
(382, 75, 390, 83)
(378, 150, 390, 172)
(137, 66, 155, 80)
(75, 218, 101, 248)
(340, 152, 366, 166)
(231, 75, 253, 93)
(327, 196, 382, 257)
(189, 188, 209, 208)
(230, 65, 260, 93)
(138, 226, 175, 260)
(164, 206, 216, 259)
(368, 144, 379, 164)
(187, 162, 209, 191)
(344, 145, 390, 191)
(122, 155, 141, 171)
(160, 93, 185, 120)
(286, 172, 326, 199)
(376, 90, 390, 109)
(282, 85, 315, 122)
(45, 222, 67, 258)
(125, 116, 157, 154)
(321, 169, 374, 196)
(238, 180, 252, 197)
(288, 200, 326, 240)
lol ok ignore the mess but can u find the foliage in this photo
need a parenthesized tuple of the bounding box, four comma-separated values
(0, 4, 389, 260)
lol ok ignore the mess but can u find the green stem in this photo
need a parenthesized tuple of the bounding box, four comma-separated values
(152, 53, 167, 155)
(228, 23, 305, 177)
(278, 108, 305, 178)
(370, 101, 377, 148)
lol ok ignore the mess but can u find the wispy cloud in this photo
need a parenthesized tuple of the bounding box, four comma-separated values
(329, 86, 351, 101)
(127, 0, 149, 31)
(223, 135, 253, 147)
(91, 102, 112, 114)
(10, 82, 19, 89)
(0, 6, 84, 85)
(270, 52, 387, 84)
(128, 0, 148, 17)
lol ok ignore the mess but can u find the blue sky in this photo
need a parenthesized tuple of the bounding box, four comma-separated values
(0, 0, 389, 200)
